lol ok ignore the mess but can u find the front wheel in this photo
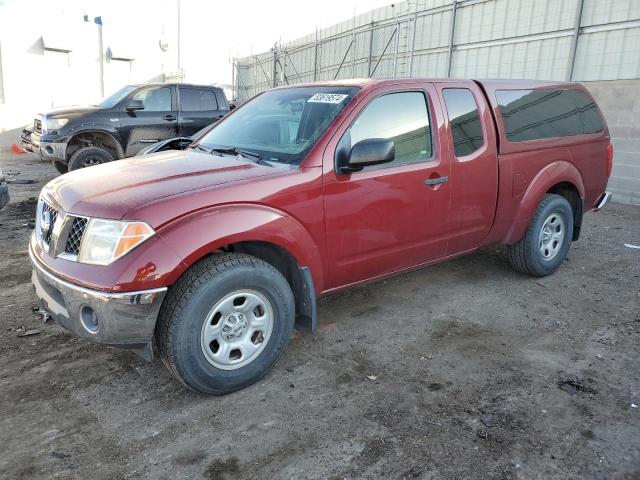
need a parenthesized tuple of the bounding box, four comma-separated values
(506, 194, 574, 277)
(68, 146, 114, 171)
(155, 253, 295, 394)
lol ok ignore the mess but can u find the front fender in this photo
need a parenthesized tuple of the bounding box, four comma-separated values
(156, 204, 325, 293)
(503, 160, 585, 245)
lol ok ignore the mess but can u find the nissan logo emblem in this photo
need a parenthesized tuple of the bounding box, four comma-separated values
(40, 210, 52, 234)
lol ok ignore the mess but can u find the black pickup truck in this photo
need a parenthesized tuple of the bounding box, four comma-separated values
(21, 83, 229, 173)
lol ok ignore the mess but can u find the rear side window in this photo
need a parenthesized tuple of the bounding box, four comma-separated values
(568, 90, 605, 134)
(496, 89, 587, 142)
(180, 88, 218, 111)
(442, 89, 484, 156)
(347, 91, 432, 170)
(214, 90, 228, 110)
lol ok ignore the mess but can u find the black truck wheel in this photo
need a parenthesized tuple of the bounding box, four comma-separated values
(52, 160, 68, 174)
(155, 253, 295, 395)
(507, 193, 574, 277)
(68, 147, 114, 171)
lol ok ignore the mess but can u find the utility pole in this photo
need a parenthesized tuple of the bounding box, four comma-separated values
(95, 16, 104, 97)
(177, 0, 181, 77)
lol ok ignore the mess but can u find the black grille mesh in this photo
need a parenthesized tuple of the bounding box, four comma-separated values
(41, 203, 58, 245)
(65, 217, 88, 255)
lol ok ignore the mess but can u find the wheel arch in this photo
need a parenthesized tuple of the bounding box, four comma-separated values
(504, 160, 585, 245)
(65, 129, 124, 161)
(156, 204, 324, 332)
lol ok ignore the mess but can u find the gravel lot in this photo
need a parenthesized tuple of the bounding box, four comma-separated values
(1, 150, 639, 480)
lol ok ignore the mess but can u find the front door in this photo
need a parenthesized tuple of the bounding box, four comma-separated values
(323, 84, 451, 289)
(121, 86, 178, 156)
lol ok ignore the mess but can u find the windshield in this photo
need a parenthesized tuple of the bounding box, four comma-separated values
(98, 85, 137, 108)
(198, 86, 360, 164)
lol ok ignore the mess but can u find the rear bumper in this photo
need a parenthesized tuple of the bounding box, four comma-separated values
(593, 191, 612, 212)
(29, 245, 167, 360)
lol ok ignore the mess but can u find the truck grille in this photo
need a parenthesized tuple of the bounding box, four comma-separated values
(36, 200, 89, 260)
(65, 217, 88, 255)
(34, 118, 42, 133)
(40, 202, 58, 245)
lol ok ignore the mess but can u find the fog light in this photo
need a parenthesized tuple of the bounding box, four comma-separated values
(80, 305, 99, 333)
(45, 146, 54, 155)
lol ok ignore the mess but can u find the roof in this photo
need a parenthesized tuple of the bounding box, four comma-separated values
(273, 78, 581, 90)
(130, 82, 224, 90)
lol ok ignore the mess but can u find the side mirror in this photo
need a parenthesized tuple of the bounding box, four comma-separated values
(126, 100, 145, 112)
(339, 138, 395, 174)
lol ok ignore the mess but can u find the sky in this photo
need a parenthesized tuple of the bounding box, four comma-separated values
(178, 0, 395, 85)
(0, 0, 395, 86)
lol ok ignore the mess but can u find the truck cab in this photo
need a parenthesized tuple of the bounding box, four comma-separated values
(29, 78, 612, 394)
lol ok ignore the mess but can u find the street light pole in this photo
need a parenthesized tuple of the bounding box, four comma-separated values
(177, 0, 181, 77)
(95, 16, 104, 97)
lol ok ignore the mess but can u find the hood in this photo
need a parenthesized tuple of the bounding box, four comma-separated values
(41, 106, 102, 119)
(42, 150, 284, 221)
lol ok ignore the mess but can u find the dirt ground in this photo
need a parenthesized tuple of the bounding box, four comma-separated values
(0, 150, 639, 480)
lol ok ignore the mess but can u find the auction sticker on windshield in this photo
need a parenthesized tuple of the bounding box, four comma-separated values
(307, 93, 349, 104)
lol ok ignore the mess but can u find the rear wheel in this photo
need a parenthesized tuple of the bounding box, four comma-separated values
(507, 194, 574, 277)
(68, 146, 114, 171)
(155, 253, 295, 394)
(52, 160, 68, 174)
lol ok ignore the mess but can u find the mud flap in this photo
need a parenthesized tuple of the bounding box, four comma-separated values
(294, 266, 317, 334)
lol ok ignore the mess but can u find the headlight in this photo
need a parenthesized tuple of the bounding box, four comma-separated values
(78, 219, 154, 265)
(44, 118, 68, 132)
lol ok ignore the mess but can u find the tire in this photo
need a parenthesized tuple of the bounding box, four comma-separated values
(68, 146, 114, 171)
(156, 253, 295, 394)
(52, 160, 68, 174)
(507, 193, 574, 277)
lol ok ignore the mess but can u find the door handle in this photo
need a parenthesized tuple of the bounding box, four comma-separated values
(424, 176, 448, 186)
(163, 115, 176, 121)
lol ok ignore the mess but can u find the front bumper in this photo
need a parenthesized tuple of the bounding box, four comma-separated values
(30, 245, 167, 360)
(20, 129, 67, 162)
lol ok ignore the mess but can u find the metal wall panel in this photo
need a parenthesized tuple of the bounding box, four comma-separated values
(233, 0, 640, 102)
(573, 27, 640, 80)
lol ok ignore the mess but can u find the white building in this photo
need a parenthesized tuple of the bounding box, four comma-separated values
(0, 0, 180, 131)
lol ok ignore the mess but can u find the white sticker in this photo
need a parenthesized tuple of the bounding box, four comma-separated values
(307, 93, 348, 104)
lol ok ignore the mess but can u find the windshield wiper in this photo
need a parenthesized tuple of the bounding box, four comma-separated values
(208, 146, 274, 167)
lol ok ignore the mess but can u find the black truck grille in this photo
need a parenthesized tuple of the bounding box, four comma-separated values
(64, 217, 88, 255)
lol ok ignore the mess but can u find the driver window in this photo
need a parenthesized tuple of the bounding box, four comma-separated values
(131, 87, 171, 112)
(347, 91, 432, 170)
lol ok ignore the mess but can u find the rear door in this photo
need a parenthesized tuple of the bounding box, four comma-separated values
(178, 87, 226, 137)
(120, 86, 178, 156)
(323, 83, 452, 289)
(435, 82, 499, 255)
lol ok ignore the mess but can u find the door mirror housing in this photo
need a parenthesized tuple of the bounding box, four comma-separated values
(338, 138, 395, 173)
(126, 100, 145, 112)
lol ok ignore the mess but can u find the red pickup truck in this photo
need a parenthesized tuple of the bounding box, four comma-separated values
(30, 79, 612, 394)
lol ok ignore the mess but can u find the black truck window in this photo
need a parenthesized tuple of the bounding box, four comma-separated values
(180, 88, 218, 112)
(131, 87, 171, 112)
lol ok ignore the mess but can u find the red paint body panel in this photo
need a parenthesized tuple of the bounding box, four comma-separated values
(33, 78, 611, 298)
